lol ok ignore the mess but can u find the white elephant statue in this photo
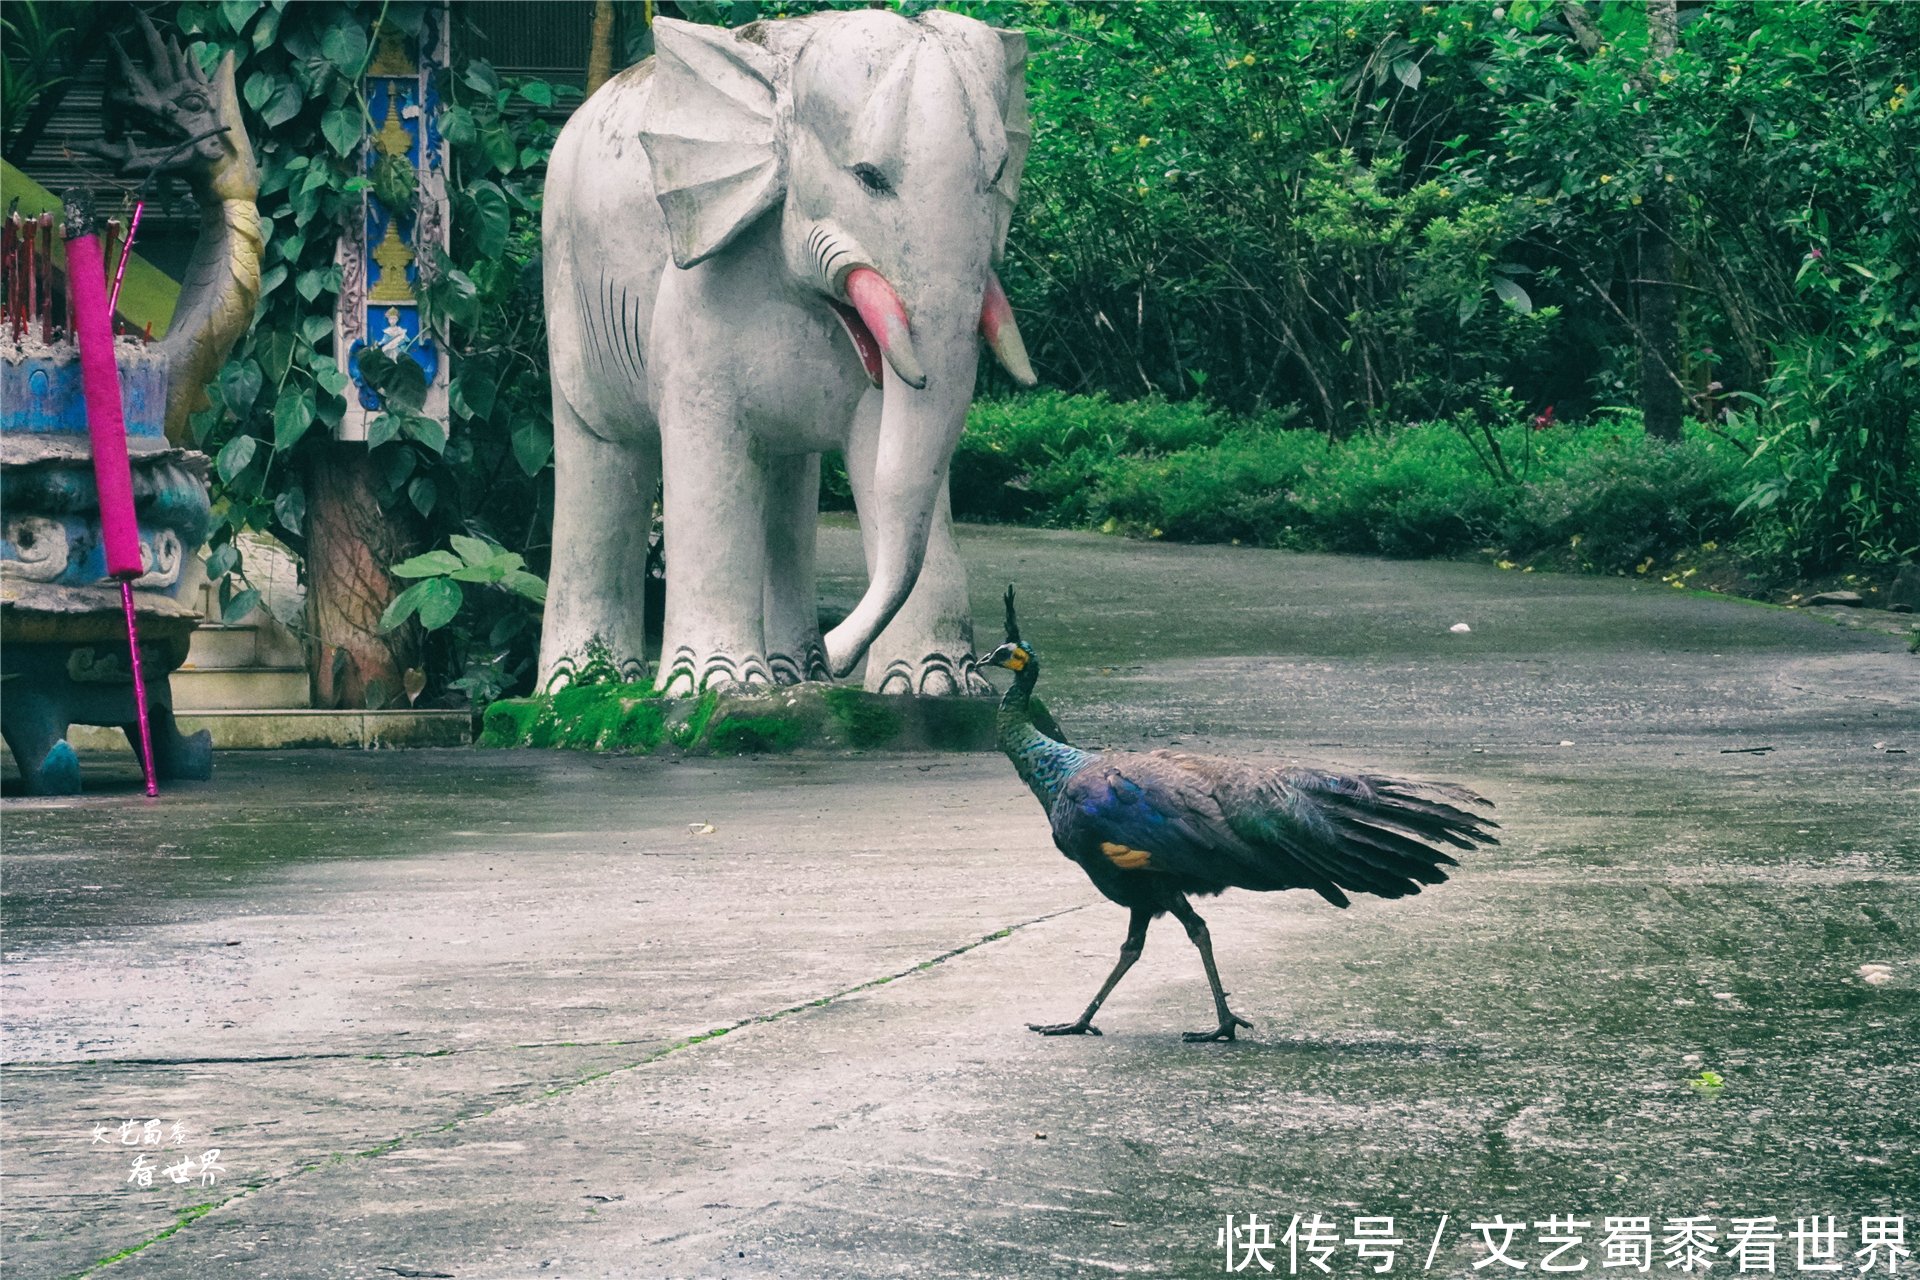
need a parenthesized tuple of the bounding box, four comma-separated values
(538, 9, 1035, 697)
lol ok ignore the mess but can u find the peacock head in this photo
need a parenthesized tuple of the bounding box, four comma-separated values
(981, 584, 1039, 678)
(981, 639, 1035, 673)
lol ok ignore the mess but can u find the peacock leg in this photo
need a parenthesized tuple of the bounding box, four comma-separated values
(1029, 907, 1152, 1037)
(1168, 898, 1255, 1043)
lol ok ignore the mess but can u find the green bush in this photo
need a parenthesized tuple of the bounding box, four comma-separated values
(939, 393, 1757, 574)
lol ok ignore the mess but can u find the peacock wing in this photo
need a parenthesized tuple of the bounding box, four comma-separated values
(1051, 754, 1279, 890)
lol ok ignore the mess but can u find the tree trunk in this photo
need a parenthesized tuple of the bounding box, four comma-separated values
(303, 443, 423, 709)
(586, 0, 616, 97)
(1638, 0, 1684, 442)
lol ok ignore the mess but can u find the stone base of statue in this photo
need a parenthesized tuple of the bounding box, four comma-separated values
(1, 337, 215, 794)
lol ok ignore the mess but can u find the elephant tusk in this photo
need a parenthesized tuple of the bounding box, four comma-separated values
(979, 271, 1037, 387)
(844, 266, 926, 391)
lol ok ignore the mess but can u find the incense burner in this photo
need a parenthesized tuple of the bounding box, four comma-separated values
(1, 335, 215, 794)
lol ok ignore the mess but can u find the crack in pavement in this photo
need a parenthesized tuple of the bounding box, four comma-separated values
(61, 906, 1085, 1279)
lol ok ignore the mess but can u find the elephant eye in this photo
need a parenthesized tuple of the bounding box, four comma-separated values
(852, 163, 893, 195)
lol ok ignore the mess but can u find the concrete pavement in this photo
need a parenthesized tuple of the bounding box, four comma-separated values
(3, 520, 1916, 1278)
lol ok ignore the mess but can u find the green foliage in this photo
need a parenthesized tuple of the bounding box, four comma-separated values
(990, 0, 1915, 571)
(954, 392, 1753, 572)
(161, 1, 574, 703)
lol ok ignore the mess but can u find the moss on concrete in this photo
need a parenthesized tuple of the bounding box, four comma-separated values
(478, 682, 1002, 755)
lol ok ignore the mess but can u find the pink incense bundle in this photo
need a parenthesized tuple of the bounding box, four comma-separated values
(65, 190, 159, 795)
(63, 194, 144, 579)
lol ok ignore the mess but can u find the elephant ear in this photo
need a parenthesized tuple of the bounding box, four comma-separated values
(991, 30, 1030, 262)
(637, 18, 786, 269)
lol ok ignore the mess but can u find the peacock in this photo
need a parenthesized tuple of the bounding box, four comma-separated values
(981, 588, 1499, 1042)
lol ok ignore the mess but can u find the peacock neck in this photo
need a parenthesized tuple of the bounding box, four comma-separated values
(996, 662, 1096, 811)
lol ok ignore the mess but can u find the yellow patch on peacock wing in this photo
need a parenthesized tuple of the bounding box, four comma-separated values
(1099, 841, 1152, 870)
(1003, 649, 1027, 671)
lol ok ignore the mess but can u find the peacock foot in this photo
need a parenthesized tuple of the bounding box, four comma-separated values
(1027, 1020, 1103, 1037)
(1182, 1012, 1255, 1043)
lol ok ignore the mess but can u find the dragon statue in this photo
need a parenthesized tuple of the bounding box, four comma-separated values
(87, 15, 263, 444)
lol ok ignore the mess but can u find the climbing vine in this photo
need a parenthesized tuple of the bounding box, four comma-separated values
(142, 0, 571, 704)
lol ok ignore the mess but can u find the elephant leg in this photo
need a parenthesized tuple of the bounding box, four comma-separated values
(763, 452, 828, 684)
(537, 390, 658, 694)
(656, 416, 772, 696)
(862, 481, 986, 695)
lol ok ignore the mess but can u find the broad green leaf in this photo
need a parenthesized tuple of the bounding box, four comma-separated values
(251, 2, 281, 50)
(273, 386, 315, 449)
(415, 577, 464, 630)
(259, 330, 296, 383)
(219, 359, 263, 417)
(1491, 275, 1533, 314)
(216, 434, 258, 483)
(379, 579, 431, 630)
(441, 104, 477, 145)
(482, 123, 518, 175)
(322, 106, 362, 157)
(376, 443, 416, 489)
(221, 0, 263, 32)
(464, 62, 501, 96)
(450, 354, 497, 421)
(506, 570, 548, 603)
(205, 543, 240, 580)
(408, 476, 437, 517)
(366, 413, 404, 450)
(467, 181, 511, 260)
(295, 268, 327, 302)
(261, 79, 304, 128)
(273, 483, 306, 536)
(315, 363, 349, 397)
(392, 550, 464, 578)
(259, 263, 289, 298)
(222, 588, 262, 624)
(403, 413, 447, 454)
(300, 315, 333, 345)
(243, 69, 277, 112)
(449, 535, 495, 567)
(518, 81, 553, 107)
(511, 421, 553, 476)
(190, 405, 222, 448)
(1392, 57, 1422, 90)
(320, 23, 369, 74)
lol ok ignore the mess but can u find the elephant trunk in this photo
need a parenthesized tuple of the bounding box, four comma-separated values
(822, 279, 982, 678)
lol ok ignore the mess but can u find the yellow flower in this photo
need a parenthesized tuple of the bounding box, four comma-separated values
(1665, 173, 1676, 182)
(1243, 53, 1256, 66)
(1250, 130, 1265, 142)
(1599, 174, 1613, 184)
(1138, 135, 1152, 147)
(1346, 28, 1359, 39)
(1141, 95, 1154, 105)
(1136, 185, 1149, 197)
(1631, 194, 1643, 204)
(1439, 187, 1451, 197)
(1660, 71, 1674, 84)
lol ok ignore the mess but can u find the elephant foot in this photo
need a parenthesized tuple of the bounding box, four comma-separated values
(656, 646, 774, 697)
(27, 740, 84, 796)
(766, 642, 829, 686)
(542, 637, 648, 695)
(869, 651, 992, 696)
